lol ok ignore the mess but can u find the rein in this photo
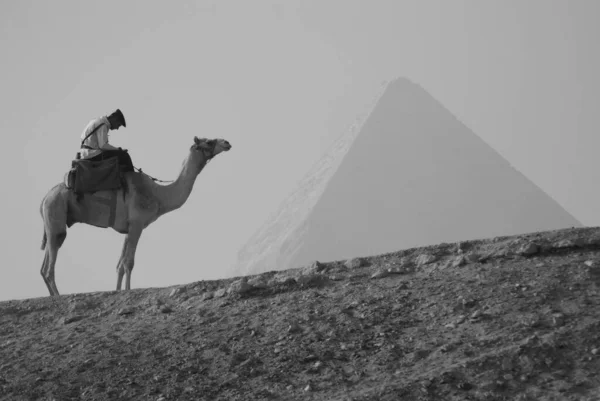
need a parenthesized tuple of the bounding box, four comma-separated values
(133, 166, 175, 184)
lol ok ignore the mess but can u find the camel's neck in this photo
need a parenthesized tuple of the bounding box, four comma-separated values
(154, 152, 207, 215)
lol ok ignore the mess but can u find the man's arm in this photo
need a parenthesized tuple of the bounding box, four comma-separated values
(96, 125, 120, 150)
(102, 143, 120, 151)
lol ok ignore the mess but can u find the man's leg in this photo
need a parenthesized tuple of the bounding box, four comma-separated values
(118, 150, 134, 172)
(85, 150, 133, 172)
(87, 150, 118, 161)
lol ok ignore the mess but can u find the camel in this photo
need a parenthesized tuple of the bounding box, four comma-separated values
(39, 136, 232, 296)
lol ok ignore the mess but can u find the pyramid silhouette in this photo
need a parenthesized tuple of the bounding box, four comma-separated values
(235, 78, 582, 275)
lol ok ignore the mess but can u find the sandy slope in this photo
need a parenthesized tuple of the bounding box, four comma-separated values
(2, 227, 600, 400)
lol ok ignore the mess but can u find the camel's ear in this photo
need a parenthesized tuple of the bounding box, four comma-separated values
(194, 136, 201, 145)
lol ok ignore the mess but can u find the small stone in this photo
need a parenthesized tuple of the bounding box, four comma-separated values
(457, 381, 472, 390)
(69, 300, 94, 313)
(160, 305, 173, 313)
(308, 260, 325, 272)
(296, 273, 329, 287)
(371, 270, 391, 279)
(587, 237, 600, 246)
(214, 288, 227, 298)
(304, 384, 312, 392)
(461, 297, 477, 308)
(247, 276, 268, 288)
(387, 266, 411, 274)
(415, 254, 437, 267)
(524, 335, 539, 346)
(519, 242, 539, 256)
(591, 348, 599, 355)
(62, 315, 86, 324)
(227, 279, 253, 295)
(170, 287, 186, 297)
(288, 322, 302, 334)
(268, 274, 296, 286)
(399, 256, 413, 266)
(445, 323, 456, 329)
(344, 258, 364, 269)
(465, 253, 481, 263)
(501, 358, 513, 370)
(456, 241, 469, 253)
(201, 291, 214, 300)
(552, 313, 565, 327)
(396, 282, 409, 290)
(452, 256, 466, 267)
(439, 344, 452, 353)
(117, 307, 134, 316)
(554, 239, 574, 249)
(471, 310, 482, 319)
(503, 374, 514, 381)
(456, 315, 466, 324)
(584, 260, 595, 267)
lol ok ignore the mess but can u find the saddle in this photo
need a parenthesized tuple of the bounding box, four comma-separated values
(63, 156, 131, 228)
(65, 156, 125, 194)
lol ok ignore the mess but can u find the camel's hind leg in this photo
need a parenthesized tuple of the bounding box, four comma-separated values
(40, 231, 66, 297)
(40, 185, 69, 297)
(40, 252, 52, 294)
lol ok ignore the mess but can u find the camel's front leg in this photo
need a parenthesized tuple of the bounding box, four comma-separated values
(115, 238, 128, 291)
(40, 250, 60, 296)
(116, 224, 143, 291)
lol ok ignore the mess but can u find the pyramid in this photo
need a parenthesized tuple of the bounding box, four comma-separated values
(234, 78, 582, 275)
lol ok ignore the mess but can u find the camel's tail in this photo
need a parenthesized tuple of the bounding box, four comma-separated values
(41, 230, 47, 251)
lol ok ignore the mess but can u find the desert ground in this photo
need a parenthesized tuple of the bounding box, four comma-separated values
(2, 226, 600, 400)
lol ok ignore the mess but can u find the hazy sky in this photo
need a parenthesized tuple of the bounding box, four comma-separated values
(2, 0, 599, 301)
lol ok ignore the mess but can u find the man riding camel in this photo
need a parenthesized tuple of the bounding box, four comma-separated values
(78, 109, 134, 172)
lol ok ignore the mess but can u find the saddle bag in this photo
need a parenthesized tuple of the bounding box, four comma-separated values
(66, 156, 122, 193)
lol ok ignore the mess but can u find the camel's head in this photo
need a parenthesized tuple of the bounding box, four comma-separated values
(192, 136, 232, 162)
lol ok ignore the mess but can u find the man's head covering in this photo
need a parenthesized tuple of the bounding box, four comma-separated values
(109, 109, 126, 128)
